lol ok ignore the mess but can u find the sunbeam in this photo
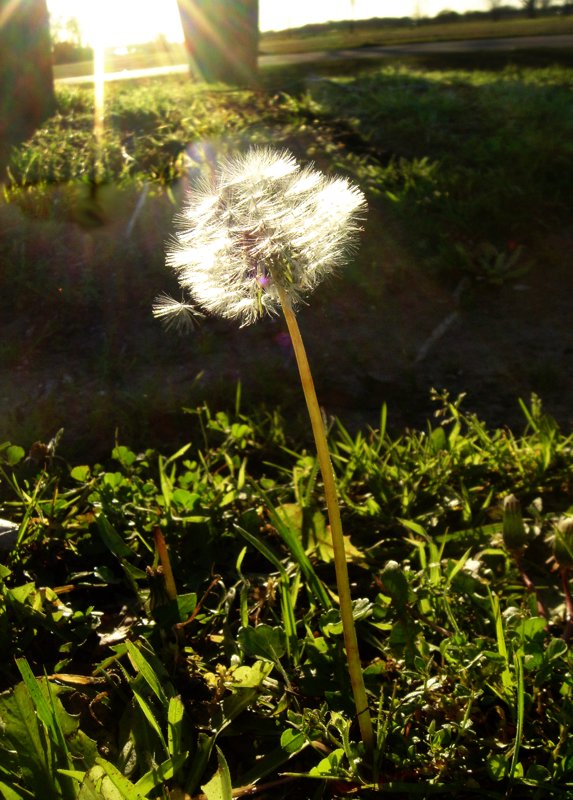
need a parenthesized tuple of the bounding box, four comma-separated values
(0, 0, 23, 29)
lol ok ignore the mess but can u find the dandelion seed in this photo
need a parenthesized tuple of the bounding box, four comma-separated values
(152, 293, 204, 333)
(161, 147, 367, 326)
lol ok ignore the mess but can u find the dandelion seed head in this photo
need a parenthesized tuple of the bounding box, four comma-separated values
(161, 147, 367, 326)
(221, 148, 299, 187)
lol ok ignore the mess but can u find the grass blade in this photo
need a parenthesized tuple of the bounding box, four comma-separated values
(167, 695, 185, 759)
(509, 650, 525, 780)
(15, 659, 76, 800)
(125, 640, 171, 708)
(257, 486, 332, 609)
(133, 753, 188, 794)
(488, 589, 513, 695)
(234, 525, 298, 662)
(201, 746, 233, 800)
(94, 757, 146, 800)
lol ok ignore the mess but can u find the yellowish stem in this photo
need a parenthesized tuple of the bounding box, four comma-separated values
(277, 286, 374, 756)
(154, 527, 178, 602)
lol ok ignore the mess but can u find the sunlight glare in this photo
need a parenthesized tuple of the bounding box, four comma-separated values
(50, 0, 185, 47)
(86, 5, 106, 170)
(0, 0, 23, 30)
(48, 0, 503, 48)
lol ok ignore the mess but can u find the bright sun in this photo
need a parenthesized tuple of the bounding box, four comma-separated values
(48, 0, 488, 48)
(48, 0, 390, 47)
(48, 0, 293, 47)
(48, 0, 185, 47)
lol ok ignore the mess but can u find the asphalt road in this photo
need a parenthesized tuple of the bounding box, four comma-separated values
(56, 34, 573, 84)
(260, 33, 573, 66)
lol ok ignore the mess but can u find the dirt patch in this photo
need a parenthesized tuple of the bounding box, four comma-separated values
(300, 222, 573, 432)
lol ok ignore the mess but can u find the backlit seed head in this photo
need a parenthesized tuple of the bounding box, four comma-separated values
(152, 293, 205, 333)
(502, 493, 527, 552)
(154, 147, 367, 327)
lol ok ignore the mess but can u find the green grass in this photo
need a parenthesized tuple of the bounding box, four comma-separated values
(1, 52, 573, 796)
(6, 59, 573, 279)
(1, 393, 573, 798)
(260, 13, 573, 55)
(304, 61, 573, 277)
(4, 79, 274, 187)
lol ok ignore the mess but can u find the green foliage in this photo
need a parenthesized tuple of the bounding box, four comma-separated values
(307, 63, 573, 275)
(0, 661, 97, 800)
(553, 518, 573, 570)
(0, 395, 572, 796)
(4, 81, 278, 190)
(4, 62, 573, 281)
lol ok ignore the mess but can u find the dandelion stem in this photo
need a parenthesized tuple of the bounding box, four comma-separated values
(276, 285, 375, 756)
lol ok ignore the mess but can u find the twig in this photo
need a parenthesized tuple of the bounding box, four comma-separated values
(175, 575, 222, 631)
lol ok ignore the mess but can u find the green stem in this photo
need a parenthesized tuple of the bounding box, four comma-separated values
(277, 286, 375, 756)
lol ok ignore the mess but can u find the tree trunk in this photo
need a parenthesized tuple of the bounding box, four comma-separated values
(0, 0, 55, 164)
(176, 0, 259, 85)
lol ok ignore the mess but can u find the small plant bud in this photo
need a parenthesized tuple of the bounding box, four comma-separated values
(380, 560, 410, 607)
(553, 518, 573, 571)
(502, 494, 527, 551)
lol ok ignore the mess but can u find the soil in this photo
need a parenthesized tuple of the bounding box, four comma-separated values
(1, 186, 573, 463)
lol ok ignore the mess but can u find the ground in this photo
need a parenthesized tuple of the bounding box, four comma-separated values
(1, 183, 572, 464)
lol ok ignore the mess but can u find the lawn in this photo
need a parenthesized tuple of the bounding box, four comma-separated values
(1, 394, 573, 798)
(260, 12, 573, 55)
(1, 44, 573, 799)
